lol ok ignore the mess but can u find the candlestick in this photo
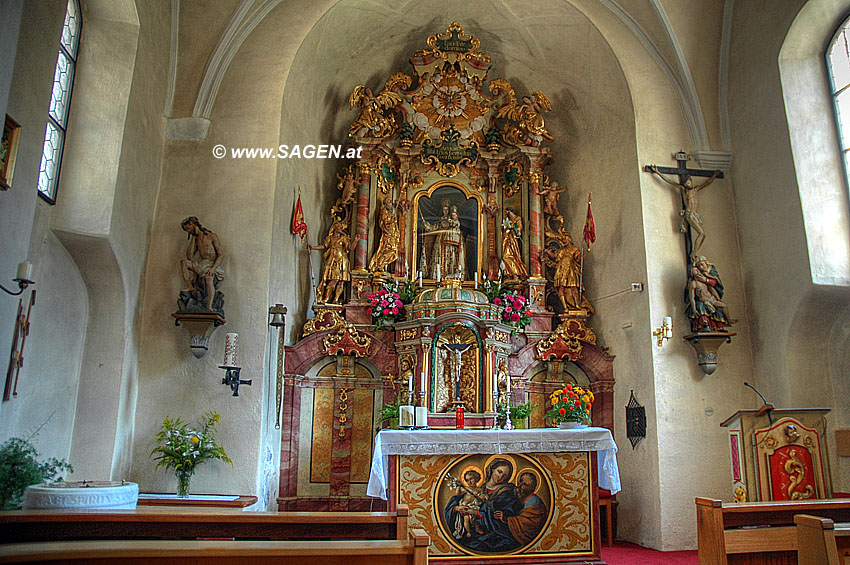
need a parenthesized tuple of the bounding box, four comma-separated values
(223, 333, 239, 366)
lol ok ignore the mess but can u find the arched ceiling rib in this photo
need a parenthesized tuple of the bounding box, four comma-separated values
(175, 0, 727, 159)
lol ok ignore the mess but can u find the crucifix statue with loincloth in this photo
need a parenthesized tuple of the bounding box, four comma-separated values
(644, 151, 722, 258)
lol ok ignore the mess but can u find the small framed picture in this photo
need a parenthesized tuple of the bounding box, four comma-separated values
(0, 115, 22, 189)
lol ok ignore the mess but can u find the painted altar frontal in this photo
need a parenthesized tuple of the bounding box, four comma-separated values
(368, 428, 620, 563)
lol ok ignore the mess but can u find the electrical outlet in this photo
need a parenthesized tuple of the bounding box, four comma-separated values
(631, 282, 644, 292)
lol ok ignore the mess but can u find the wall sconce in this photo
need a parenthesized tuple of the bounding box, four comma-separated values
(219, 332, 251, 396)
(653, 316, 672, 346)
(0, 261, 34, 296)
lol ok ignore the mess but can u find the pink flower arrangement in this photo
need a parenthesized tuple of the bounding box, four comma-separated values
(366, 285, 405, 327)
(496, 291, 530, 329)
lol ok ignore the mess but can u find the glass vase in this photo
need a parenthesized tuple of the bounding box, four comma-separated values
(175, 470, 192, 498)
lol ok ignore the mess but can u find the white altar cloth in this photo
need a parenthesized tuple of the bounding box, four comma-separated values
(367, 427, 620, 500)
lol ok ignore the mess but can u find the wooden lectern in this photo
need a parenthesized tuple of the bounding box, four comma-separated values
(720, 406, 832, 502)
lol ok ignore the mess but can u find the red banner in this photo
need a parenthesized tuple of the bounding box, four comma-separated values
(291, 189, 307, 241)
(583, 198, 595, 251)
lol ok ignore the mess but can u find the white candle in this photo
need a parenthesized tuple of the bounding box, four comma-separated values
(506, 368, 511, 402)
(16, 260, 32, 281)
(418, 271, 422, 287)
(474, 272, 478, 289)
(223, 333, 239, 366)
(664, 316, 673, 338)
(415, 406, 428, 428)
(408, 370, 414, 393)
(436, 264, 441, 282)
(400, 405, 414, 427)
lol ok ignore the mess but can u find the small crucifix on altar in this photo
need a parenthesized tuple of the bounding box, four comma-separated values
(442, 343, 473, 410)
(644, 151, 723, 258)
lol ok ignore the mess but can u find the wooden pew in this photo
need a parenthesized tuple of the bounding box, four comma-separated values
(795, 514, 850, 565)
(696, 497, 850, 564)
(0, 528, 430, 564)
(0, 504, 409, 544)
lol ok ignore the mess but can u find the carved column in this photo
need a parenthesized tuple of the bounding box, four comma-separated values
(350, 141, 379, 305)
(522, 148, 550, 313)
(480, 151, 504, 281)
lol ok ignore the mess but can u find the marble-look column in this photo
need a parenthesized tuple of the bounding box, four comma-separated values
(521, 147, 551, 313)
(277, 375, 302, 510)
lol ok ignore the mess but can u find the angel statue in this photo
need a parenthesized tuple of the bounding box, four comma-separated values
(368, 198, 400, 273)
(491, 79, 554, 147)
(538, 180, 567, 218)
(348, 73, 412, 139)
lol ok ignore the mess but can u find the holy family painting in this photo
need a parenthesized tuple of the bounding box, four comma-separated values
(435, 454, 554, 555)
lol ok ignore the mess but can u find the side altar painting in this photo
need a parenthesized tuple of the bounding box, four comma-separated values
(279, 23, 616, 525)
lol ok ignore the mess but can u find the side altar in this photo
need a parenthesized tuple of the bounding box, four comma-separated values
(367, 428, 620, 563)
(278, 23, 616, 512)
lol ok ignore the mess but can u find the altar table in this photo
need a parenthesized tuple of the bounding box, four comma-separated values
(367, 428, 620, 564)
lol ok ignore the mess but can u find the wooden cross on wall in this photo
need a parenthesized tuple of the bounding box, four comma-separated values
(644, 152, 724, 261)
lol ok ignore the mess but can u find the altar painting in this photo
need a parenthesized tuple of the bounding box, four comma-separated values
(397, 452, 593, 559)
(415, 183, 480, 281)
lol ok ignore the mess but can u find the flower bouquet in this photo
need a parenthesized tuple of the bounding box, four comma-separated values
(545, 384, 593, 427)
(367, 284, 405, 328)
(493, 291, 531, 330)
(150, 412, 232, 497)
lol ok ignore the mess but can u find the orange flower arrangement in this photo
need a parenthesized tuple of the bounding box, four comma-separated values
(545, 384, 593, 425)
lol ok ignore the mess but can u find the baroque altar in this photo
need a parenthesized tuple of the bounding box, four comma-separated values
(278, 22, 616, 513)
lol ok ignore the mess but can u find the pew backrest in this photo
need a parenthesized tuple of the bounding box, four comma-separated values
(0, 528, 430, 565)
(696, 497, 850, 565)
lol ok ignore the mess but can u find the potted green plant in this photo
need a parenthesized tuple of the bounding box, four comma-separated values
(0, 437, 72, 510)
(150, 412, 232, 497)
(378, 399, 402, 430)
(497, 402, 537, 429)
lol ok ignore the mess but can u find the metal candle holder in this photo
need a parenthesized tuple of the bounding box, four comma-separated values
(219, 365, 252, 396)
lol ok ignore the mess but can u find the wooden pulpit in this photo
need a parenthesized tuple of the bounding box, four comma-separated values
(720, 407, 832, 502)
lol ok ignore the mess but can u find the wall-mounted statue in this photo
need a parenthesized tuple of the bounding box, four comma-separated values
(686, 256, 736, 332)
(177, 216, 224, 315)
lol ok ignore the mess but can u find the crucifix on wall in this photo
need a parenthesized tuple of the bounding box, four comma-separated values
(644, 151, 723, 259)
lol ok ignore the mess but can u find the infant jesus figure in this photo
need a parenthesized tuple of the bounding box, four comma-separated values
(453, 469, 486, 539)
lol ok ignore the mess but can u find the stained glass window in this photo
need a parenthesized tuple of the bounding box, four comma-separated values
(37, 0, 81, 204)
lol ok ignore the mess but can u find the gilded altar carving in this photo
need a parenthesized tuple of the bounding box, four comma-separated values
(323, 321, 372, 357)
(302, 308, 346, 337)
(348, 73, 412, 139)
(536, 319, 597, 362)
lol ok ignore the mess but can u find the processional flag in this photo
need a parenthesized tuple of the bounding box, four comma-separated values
(291, 186, 308, 240)
(583, 193, 596, 251)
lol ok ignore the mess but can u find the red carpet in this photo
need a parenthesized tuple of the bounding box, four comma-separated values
(600, 541, 698, 564)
